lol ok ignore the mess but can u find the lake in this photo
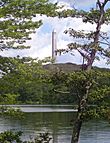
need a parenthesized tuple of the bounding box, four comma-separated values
(0, 105, 110, 143)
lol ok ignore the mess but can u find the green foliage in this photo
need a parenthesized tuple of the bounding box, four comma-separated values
(1, 58, 110, 105)
(0, 93, 19, 104)
(0, 106, 24, 119)
(0, 130, 22, 143)
(0, 131, 52, 143)
(34, 132, 52, 143)
(50, 69, 110, 119)
(0, 0, 57, 50)
(0, 57, 53, 104)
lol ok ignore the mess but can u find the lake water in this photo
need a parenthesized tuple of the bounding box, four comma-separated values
(0, 105, 110, 143)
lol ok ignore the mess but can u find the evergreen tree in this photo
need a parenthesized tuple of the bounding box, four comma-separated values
(0, 0, 57, 51)
(57, 0, 110, 70)
(56, 0, 110, 142)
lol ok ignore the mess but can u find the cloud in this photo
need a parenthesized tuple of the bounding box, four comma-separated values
(56, 0, 96, 10)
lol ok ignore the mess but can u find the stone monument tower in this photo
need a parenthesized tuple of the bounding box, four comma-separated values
(52, 29, 57, 62)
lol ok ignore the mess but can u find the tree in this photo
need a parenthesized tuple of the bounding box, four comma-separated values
(67, 70, 110, 143)
(0, 57, 52, 104)
(0, 0, 57, 52)
(0, 0, 57, 141)
(50, 68, 110, 143)
(0, 0, 58, 76)
(57, 0, 110, 70)
(56, 0, 110, 143)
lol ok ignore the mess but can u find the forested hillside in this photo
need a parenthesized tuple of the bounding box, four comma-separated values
(0, 58, 109, 105)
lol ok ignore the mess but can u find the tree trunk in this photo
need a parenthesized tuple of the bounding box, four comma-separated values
(71, 113, 82, 143)
(71, 81, 92, 143)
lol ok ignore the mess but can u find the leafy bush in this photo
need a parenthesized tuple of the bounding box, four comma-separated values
(0, 131, 52, 143)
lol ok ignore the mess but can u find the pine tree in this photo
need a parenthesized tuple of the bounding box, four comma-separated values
(0, 0, 57, 51)
(57, 0, 110, 70)
(56, 0, 110, 142)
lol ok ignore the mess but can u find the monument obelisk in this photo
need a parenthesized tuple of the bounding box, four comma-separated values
(52, 30, 57, 62)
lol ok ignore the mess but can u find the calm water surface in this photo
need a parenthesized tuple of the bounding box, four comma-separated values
(0, 105, 110, 143)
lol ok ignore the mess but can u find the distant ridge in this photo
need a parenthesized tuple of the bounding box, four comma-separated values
(43, 63, 81, 72)
(43, 63, 110, 72)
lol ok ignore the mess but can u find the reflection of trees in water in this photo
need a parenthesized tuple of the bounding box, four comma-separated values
(1, 109, 110, 143)
(20, 112, 72, 143)
(52, 113, 58, 143)
(15, 111, 72, 142)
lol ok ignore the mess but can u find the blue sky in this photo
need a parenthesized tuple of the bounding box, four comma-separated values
(2, 0, 110, 68)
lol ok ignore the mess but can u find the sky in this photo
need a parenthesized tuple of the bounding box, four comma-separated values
(1, 0, 110, 68)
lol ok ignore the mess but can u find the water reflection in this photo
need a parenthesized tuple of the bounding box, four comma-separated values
(0, 105, 110, 143)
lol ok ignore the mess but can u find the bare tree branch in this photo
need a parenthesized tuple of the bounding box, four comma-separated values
(99, 41, 110, 46)
(97, 0, 102, 9)
(99, 34, 110, 44)
(102, 0, 110, 7)
(53, 89, 70, 94)
(77, 49, 91, 61)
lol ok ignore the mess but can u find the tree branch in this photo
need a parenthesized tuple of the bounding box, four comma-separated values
(99, 34, 110, 44)
(77, 49, 91, 61)
(97, 0, 110, 9)
(102, 0, 110, 7)
(99, 40, 110, 46)
(53, 89, 70, 94)
(97, 0, 102, 9)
